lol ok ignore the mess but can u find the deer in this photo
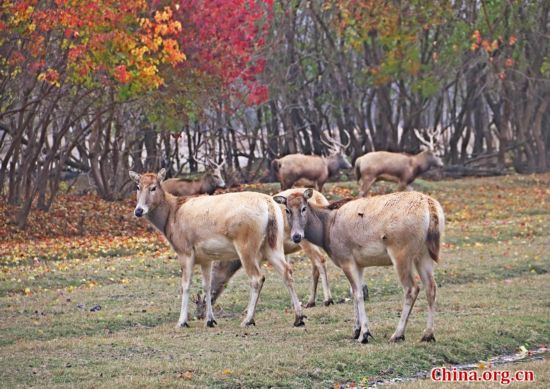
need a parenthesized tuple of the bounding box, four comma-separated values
(193, 188, 334, 320)
(194, 187, 369, 320)
(129, 168, 306, 329)
(273, 188, 445, 344)
(354, 128, 444, 196)
(272, 131, 352, 192)
(162, 158, 226, 196)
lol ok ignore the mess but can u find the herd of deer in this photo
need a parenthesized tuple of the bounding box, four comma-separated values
(129, 129, 445, 344)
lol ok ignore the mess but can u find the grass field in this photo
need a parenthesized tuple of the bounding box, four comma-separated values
(1, 174, 549, 388)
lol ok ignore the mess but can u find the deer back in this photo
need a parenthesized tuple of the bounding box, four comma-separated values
(277, 154, 328, 182)
(168, 191, 284, 257)
(325, 191, 444, 262)
(355, 151, 414, 178)
(162, 177, 202, 196)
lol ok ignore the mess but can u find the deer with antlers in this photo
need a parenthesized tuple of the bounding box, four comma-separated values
(272, 131, 352, 192)
(162, 158, 226, 196)
(129, 168, 305, 329)
(354, 128, 444, 196)
(273, 188, 445, 344)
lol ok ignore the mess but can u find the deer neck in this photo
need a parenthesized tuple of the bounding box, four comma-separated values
(325, 155, 340, 177)
(413, 152, 431, 175)
(304, 205, 334, 254)
(146, 192, 178, 238)
(201, 175, 215, 195)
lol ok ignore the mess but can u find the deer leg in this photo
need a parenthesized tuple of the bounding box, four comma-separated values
(195, 260, 241, 321)
(200, 262, 217, 327)
(266, 250, 305, 327)
(210, 260, 242, 304)
(281, 177, 294, 190)
(388, 248, 420, 342)
(176, 253, 194, 329)
(302, 242, 333, 306)
(416, 256, 437, 342)
(305, 261, 319, 308)
(359, 176, 376, 197)
(316, 180, 325, 193)
(342, 263, 371, 343)
(397, 180, 410, 191)
(237, 253, 264, 327)
(352, 292, 361, 339)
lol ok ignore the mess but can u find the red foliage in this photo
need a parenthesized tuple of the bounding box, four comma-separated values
(173, 0, 273, 105)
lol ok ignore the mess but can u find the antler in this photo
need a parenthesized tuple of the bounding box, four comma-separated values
(413, 128, 443, 151)
(206, 157, 225, 170)
(321, 133, 338, 151)
(341, 129, 351, 149)
(321, 129, 351, 151)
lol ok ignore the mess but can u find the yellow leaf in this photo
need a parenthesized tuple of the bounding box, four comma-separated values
(180, 371, 193, 380)
(24, 287, 31, 296)
(223, 368, 232, 375)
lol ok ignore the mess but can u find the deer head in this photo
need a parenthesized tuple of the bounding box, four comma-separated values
(321, 130, 352, 170)
(129, 168, 167, 217)
(273, 188, 314, 244)
(205, 157, 226, 189)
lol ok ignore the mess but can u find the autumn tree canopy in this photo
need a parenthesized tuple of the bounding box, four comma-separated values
(1, 0, 549, 229)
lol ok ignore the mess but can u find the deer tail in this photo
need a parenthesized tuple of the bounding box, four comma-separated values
(426, 198, 442, 262)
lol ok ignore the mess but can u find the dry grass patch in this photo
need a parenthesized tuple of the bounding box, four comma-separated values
(0, 174, 548, 387)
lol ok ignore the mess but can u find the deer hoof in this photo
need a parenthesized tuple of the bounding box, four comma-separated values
(241, 319, 255, 327)
(324, 298, 334, 306)
(353, 328, 361, 340)
(176, 321, 190, 329)
(360, 331, 374, 344)
(206, 319, 217, 328)
(389, 334, 405, 343)
(304, 301, 316, 308)
(421, 333, 436, 342)
(294, 315, 306, 327)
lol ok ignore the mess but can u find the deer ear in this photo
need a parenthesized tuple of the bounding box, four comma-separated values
(303, 188, 314, 200)
(157, 168, 167, 182)
(273, 195, 287, 205)
(129, 170, 140, 184)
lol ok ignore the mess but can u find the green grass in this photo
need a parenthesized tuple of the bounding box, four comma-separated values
(0, 174, 549, 388)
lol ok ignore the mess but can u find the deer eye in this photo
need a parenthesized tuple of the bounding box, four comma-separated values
(150, 186, 156, 192)
(285, 208, 290, 215)
(136, 186, 140, 191)
(301, 207, 307, 213)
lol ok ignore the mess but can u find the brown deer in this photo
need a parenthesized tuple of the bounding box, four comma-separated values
(272, 131, 352, 192)
(273, 188, 444, 344)
(194, 188, 334, 319)
(129, 169, 305, 328)
(162, 158, 226, 196)
(354, 129, 444, 196)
